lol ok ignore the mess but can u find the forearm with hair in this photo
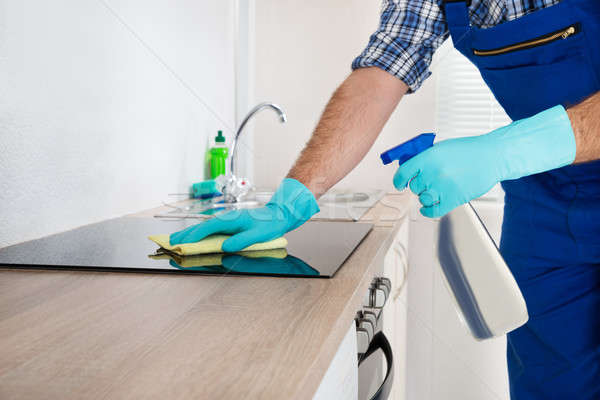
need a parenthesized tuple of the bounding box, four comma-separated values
(567, 91, 600, 164)
(287, 67, 408, 198)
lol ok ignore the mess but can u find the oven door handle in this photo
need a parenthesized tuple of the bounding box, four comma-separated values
(358, 331, 394, 400)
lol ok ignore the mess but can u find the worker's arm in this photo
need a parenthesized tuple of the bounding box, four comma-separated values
(568, 91, 600, 163)
(287, 67, 408, 197)
(171, 67, 409, 251)
(395, 91, 600, 218)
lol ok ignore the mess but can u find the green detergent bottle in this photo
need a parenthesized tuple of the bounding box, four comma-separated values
(209, 130, 228, 178)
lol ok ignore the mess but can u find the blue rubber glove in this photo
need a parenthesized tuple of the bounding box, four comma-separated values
(394, 105, 576, 218)
(169, 178, 319, 252)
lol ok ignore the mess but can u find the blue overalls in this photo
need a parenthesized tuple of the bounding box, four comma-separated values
(442, 0, 600, 398)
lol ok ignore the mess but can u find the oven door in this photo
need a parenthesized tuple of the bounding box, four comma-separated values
(358, 330, 394, 400)
(357, 276, 395, 400)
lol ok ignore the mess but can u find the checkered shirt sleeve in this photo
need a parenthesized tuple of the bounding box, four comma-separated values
(352, 0, 450, 93)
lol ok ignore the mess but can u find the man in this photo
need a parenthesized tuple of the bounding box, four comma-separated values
(172, 0, 600, 397)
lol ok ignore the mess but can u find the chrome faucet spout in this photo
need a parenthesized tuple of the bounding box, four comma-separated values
(229, 102, 287, 177)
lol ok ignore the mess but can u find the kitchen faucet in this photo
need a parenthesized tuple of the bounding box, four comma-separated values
(229, 102, 287, 177)
(221, 102, 287, 203)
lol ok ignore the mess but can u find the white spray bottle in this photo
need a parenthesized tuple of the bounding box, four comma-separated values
(381, 134, 528, 339)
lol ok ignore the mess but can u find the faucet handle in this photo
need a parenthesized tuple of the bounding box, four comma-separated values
(217, 174, 252, 203)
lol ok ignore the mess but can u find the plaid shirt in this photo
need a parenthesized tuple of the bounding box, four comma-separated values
(352, 0, 560, 93)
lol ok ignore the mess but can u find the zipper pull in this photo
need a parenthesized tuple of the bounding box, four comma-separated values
(561, 26, 576, 39)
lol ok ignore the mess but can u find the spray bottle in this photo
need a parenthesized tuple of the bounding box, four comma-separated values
(381, 134, 528, 339)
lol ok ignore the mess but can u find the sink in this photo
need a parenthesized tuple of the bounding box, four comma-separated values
(314, 190, 385, 221)
(154, 190, 385, 221)
(155, 199, 263, 219)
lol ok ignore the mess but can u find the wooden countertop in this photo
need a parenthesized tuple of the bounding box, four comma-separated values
(0, 193, 411, 400)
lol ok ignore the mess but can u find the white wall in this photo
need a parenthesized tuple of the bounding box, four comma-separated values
(252, 0, 438, 192)
(0, 0, 236, 247)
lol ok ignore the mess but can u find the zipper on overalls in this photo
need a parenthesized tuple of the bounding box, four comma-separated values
(473, 23, 580, 56)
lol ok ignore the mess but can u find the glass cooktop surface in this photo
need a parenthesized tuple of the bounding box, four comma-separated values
(0, 218, 373, 278)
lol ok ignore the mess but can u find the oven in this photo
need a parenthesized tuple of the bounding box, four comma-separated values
(356, 276, 394, 400)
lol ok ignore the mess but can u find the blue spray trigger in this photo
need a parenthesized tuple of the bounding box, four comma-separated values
(380, 133, 436, 165)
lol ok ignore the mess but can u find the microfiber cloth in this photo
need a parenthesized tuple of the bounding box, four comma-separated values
(149, 253, 224, 267)
(147, 234, 288, 256)
(148, 248, 288, 268)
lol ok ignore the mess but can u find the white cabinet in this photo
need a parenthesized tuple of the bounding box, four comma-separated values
(313, 321, 359, 400)
(382, 218, 409, 400)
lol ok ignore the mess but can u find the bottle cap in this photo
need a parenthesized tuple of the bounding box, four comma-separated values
(215, 130, 225, 143)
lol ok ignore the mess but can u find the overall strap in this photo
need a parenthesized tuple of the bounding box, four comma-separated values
(442, 0, 471, 48)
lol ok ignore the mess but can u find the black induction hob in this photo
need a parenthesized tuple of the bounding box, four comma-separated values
(0, 218, 373, 278)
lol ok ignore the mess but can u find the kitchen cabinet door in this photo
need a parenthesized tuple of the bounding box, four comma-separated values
(382, 217, 409, 400)
(313, 321, 359, 400)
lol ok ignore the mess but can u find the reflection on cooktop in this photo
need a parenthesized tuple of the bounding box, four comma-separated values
(0, 217, 373, 279)
(150, 250, 320, 277)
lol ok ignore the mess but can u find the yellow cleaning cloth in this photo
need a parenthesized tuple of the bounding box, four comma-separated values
(148, 234, 288, 256)
(148, 248, 288, 268)
(149, 252, 224, 267)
